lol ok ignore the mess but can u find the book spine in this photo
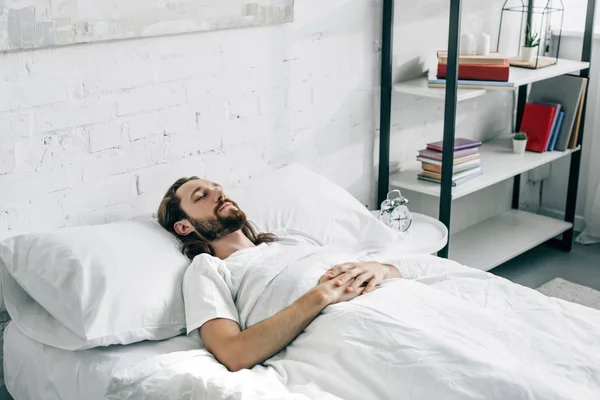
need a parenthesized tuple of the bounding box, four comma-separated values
(437, 63, 510, 82)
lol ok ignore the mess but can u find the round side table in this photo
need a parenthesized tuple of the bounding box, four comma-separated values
(370, 210, 449, 255)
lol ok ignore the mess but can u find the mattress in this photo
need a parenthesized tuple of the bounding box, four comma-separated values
(3, 322, 202, 400)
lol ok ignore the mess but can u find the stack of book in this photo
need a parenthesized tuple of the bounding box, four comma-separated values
(520, 75, 588, 152)
(429, 51, 517, 91)
(417, 138, 483, 186)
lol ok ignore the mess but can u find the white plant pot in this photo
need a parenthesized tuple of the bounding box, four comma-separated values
(513, 139, 527, 154)
(522, 46, 537, 63)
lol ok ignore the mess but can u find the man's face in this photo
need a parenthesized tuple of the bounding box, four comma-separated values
(174, 179, 246, 241)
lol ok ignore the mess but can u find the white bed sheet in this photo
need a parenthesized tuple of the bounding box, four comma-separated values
(106, 252, 600, 400)
(3, 322, 202, 400)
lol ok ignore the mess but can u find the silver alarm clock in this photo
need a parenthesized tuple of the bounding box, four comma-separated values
(378, 190, 413, 232)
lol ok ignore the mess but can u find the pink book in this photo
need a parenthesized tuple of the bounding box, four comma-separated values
(427, 138, 482, 152)
(418, 147, 479, 161)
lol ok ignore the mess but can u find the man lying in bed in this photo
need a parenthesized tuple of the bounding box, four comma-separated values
(157, 176, 402, 372)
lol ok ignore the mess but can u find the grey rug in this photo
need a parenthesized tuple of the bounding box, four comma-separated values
(537, 278, 600, 310)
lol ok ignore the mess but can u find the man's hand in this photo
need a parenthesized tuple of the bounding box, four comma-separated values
(315, 276, 366, 305)
(320, 262, 402, 295)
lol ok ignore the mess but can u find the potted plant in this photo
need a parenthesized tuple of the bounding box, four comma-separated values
(522, 31, 540, 63)
(513, 132, 528, 154)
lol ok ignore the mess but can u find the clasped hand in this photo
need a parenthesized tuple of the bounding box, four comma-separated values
(319, 261, 394, 296)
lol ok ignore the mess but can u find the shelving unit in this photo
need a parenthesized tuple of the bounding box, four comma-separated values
(390, 136, 581, 199)
(377, 0, 597, 270)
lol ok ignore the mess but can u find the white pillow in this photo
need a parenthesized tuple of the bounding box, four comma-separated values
(227, 163, 402, 254)
(0, 218, 190, 350)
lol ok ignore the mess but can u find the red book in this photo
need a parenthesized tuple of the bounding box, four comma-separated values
(437, 61, 510, 82)
(520, 103, 557, 153)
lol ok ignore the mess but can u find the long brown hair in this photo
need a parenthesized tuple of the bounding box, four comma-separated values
(157, 176, 277, 260)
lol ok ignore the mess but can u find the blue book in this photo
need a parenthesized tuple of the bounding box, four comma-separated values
(535, 102, 562, 150)
(428, 78, 518, 89)
(548, 111, 565, 151)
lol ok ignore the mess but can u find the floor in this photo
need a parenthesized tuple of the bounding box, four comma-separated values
(491, 241, 600, 291)
(0, 242, 598, 400)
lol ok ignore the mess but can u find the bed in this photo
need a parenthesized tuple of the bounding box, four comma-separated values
(3, 323, 202, 400)
(2, 164, 600, 400)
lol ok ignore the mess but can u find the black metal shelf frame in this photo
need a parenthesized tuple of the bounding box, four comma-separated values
(377, 0, 596, 259)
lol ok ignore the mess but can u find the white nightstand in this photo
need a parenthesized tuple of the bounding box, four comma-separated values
(370, 210, 449, 255)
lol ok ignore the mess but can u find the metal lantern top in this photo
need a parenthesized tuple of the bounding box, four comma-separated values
(501, 0, 564, 15)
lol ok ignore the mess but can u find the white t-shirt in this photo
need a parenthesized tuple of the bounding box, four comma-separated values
(182, 229, 359, 336)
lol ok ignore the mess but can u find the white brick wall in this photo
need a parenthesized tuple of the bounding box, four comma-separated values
(0, 0, 513, 388)
(0, 0, 386, 241)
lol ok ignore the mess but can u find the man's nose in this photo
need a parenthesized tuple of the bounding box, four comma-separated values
(211, 187, 224, 202)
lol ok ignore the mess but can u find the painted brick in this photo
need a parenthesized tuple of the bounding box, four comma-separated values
(11, 130, 86, 176)
(0, 75, 69, 112)
(186, 75, 217, 104)
(0, 165, 82, 204)
(3, 191, 69, 235)
(259, 88, 286, 116)
(162, 130, 221, 162)
(63, 174, 137, 217)
(286, 83, 313, 110)
(312, 77, 355, 107)
(154, 53, 223, 83)
(81, 137, 166, 182)
(223, 114, 277, 147)
(227, 92, 260, 119)
(10, 113, 32, 139)
(0, 148, 16, 175)
(81, 59, 156, 96)
(136, 155, 205, 196)
(287, 107, 322, 132)
(191, 101, 227, 152)
(36, 96, 116, 132)
(0, 208, 12, 238)
(115, 83, 186, 116)
(63, 193, 161, 228)
(220, 28, 284, 69)
(0, 118, 11, 146)
(0, 51, 30, 81)
(229, 66, 290, 92)
(83, 121, 127, 153)
(125, 106, 190, 141)
(203, 141, 272, 186)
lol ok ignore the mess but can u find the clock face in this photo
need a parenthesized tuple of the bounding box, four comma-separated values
(379, 205, 412, 232)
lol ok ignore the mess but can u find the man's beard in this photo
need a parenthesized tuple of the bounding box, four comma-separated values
(189, 199, 247, 242)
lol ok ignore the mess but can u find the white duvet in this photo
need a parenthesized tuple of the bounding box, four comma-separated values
(106, 253, 600, 400)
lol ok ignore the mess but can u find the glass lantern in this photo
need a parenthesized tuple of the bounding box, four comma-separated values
(497, 0, 564, 69)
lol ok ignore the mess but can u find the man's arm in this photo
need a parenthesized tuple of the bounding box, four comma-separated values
(200, 278, 362, 372)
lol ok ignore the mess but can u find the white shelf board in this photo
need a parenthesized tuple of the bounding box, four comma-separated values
(393, 78, 487, 102)
(448, 210, 572, 272)
(389, 136, 580, 199)
(392, 58, 589, 101)
(509, 58, 590, 86)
